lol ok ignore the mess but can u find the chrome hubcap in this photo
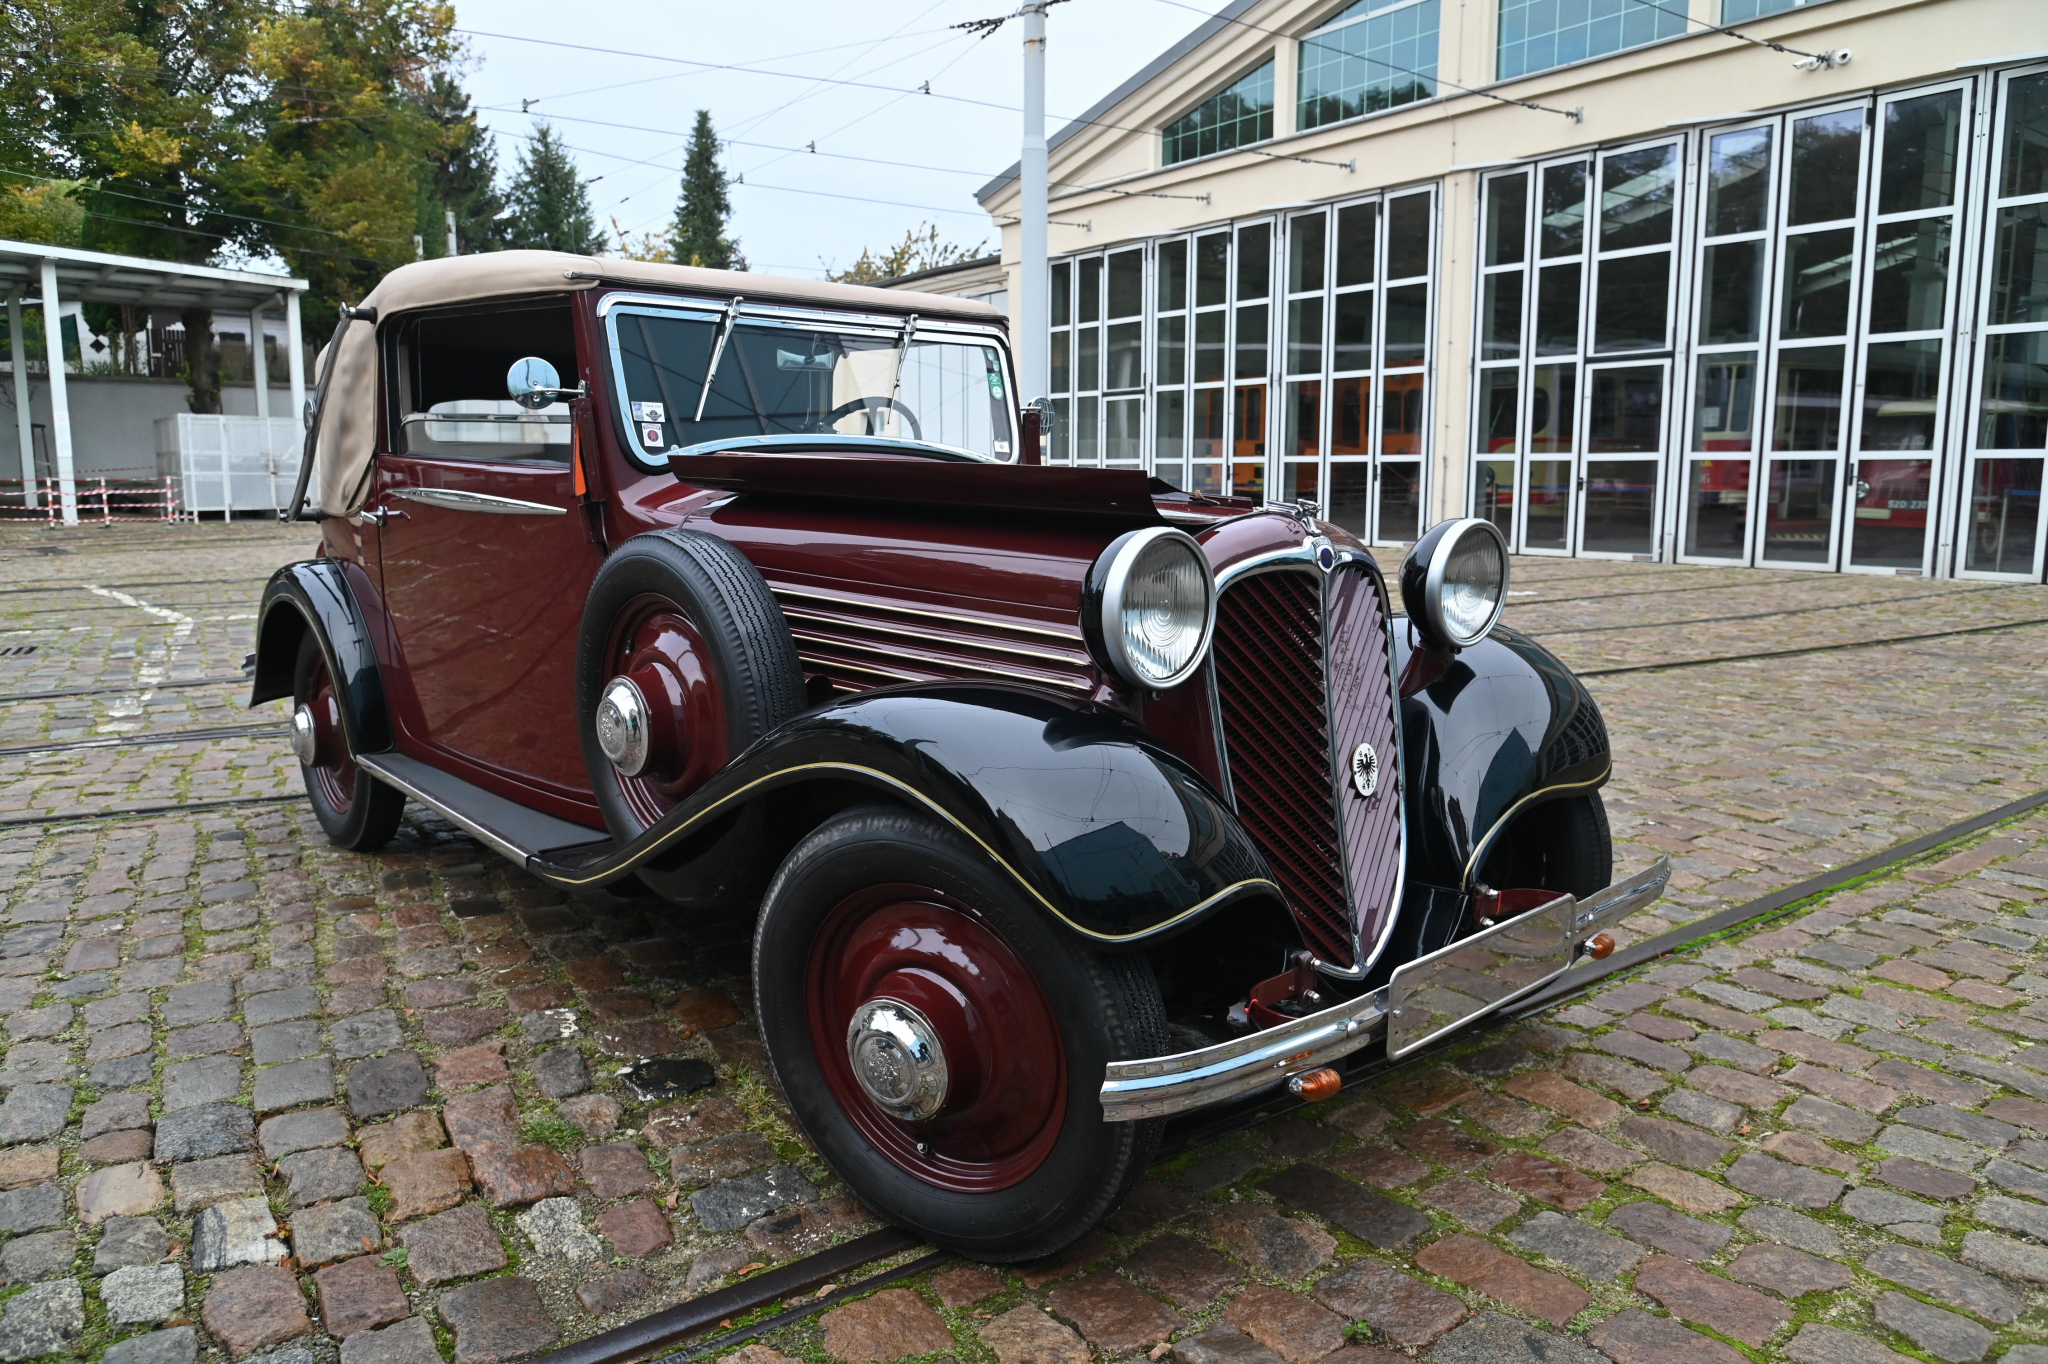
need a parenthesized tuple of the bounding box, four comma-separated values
(595, 677, 651, 776)
(845, 998, 949, 1121)
(290, 706, 318, 765)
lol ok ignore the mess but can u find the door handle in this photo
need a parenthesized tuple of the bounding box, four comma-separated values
(360, 506, 409, 526)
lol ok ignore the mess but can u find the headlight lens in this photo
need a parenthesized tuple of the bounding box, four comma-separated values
(1094, 528, 1215, 689)
(1404, 518, 1509, 648)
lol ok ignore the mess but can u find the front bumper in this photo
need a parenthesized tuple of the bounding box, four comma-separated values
(1098, 858, 1670, 1122)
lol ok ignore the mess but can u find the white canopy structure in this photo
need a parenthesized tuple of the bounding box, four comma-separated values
(0, 239, 309, 524)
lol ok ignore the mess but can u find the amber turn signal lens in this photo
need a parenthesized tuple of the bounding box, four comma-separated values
(1286, 1068, 1342, 1102)
(1585, 933, 1616, 960)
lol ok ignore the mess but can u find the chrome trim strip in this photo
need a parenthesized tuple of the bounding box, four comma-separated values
(771, 586, 1083, 643)
(387, 487, 567, 516)
(785, 630, 1092, 691)
(778, 605, 1091, 666)
(1099, 988, 1388, 1122)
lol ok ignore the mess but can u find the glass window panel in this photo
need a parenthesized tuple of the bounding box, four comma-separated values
(1157, 240, 1188, 312)
(1334, 291, 1374, 370)
(1050, 397, 1071, 462)
(1329, 461, 1372, 538)
(1298, 0, 1440, 130)
(1287, 298, 1324, 375)
(1965, 458, 2044, 573)
(1332, 376, 1369, 455)
(1991, 205, 2048, 327)
(1077, 394, 1100, 464)
(1107, 251, 1143, 319)
(1529, 363, 1576, 453)
(1772, 345, 1847, 451)
(1282, 459, 1321, 503)
(1378, 462, 1423, 541)
(1076, 325, 1101, 392)
(1106, 321, 1142, 391)
(1879, 90, 1964, 214)
(1535, 262, 1581, 354)
(1387, 193, 1432, 279)
(1781, 228, 1856, 339)
(1583, 460, 1658, 554)
(1496, 0, 1684, 81)
(1525, 459, 1572, 549)
(1474, 459, 1515, 539)
(1078, 258, 1101, 324)
(1196, 233, 1230, 307)
(1155, 389, 1186, 480)
(1483, 272, 1523, 360)
(1163, 60, 1275, 166)
(1762, 459, 1836, 561)
(1381, 373, 1424, 455)
(1979, 330, 2048, 448)
(1701, 240, 1764, 344)
(1867, 219, 1950, 335)
(1486, 174, 1528, 266)
(1106, 397, 1142, 463)
(1685, 459, 1750, 558)
(2000, 72, 2048, 199)
(1235, 303, 1269, 378)
(1789, 109, 1864, 226)
(1195, 311, 1227, 383)
(1594, 252, 1669, 352)
(1156, 315, 1186, 388)
(1050, 261, 1071, 328)
(1588, 365, 1664, 452)
(1336, 203, 1377, 286)
(1481, 368, 1519, 452)
(1540, 162, 1588, 257)
(1600, 145, 1677, 249)
(1707, 126, 1772, 237)
(1724, 0, 1801, 18)
(1232, 383, 1267, 498)
(1288, 214, 1327, 294)
(1693, 351, 1758, 452)
(1850, 456, 1932, 568)
(1383, 283, 1428, 366)
(1190, 463, 1226, 496)
(1237, 224, 1272, 300)
(1051, 331, 1070, 395)
(1194, 387, 1226, 461)
(1286, 379, 1321, 458)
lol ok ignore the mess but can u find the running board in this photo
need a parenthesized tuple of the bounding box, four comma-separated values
(357, 753, 611, 864)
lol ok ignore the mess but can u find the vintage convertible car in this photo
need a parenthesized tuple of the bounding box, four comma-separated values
(252, 251, 1666, 1262)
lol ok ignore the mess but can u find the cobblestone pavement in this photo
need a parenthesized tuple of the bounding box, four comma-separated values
(0, 522, 2043, 1364)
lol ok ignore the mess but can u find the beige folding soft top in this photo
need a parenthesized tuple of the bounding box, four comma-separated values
(309, 250, 1005, 517)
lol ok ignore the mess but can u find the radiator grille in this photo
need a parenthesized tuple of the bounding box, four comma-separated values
(1212, 570, 1354, 967)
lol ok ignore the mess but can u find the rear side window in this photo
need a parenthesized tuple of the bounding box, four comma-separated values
(395, 301, 578, 463)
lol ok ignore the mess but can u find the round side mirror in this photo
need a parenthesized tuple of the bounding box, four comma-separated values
(507, 357, 562, 410)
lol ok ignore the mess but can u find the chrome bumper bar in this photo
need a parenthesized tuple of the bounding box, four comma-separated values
(1097, 857, 1670, 1123)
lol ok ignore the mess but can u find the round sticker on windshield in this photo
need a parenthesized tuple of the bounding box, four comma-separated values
(641, 424, 664, 447)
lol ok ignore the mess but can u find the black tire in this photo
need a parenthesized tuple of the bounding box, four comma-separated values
(1478, 791, 1613, 900)
(293, 632, 404, 851)
(753, 804, 1166, 1262)
(575, 528, 805, 840)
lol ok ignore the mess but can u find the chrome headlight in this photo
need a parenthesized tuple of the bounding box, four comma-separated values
(1402, 518, 1509, 649)
(1087, 527, 1216, 690)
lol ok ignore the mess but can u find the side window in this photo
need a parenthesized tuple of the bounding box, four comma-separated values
(396, 301, 577, 463)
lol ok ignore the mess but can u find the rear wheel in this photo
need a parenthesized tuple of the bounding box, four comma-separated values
(753, 805, 1165, 1261)
(291, 633, 404, 851)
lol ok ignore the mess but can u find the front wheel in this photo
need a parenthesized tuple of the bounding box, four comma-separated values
(753, 805, 1165, 1262)
(291, 632, 404, 851)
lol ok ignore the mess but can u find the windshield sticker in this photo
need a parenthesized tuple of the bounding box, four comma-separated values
(630, 401, 666, 423)
(641, 424, 665, 447)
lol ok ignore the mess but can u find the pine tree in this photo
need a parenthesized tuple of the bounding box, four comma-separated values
(421, 74, 506, 254)
(670, 110, 743, 271)
(504, 123, 600, 253)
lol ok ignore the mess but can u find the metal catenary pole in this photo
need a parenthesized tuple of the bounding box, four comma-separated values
(1018, 1, 1049, 405)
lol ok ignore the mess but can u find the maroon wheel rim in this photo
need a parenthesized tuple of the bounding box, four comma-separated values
(805, 885, 1067, 1193)
(303, 656, 354, 813)
(601, 593, 725, 831)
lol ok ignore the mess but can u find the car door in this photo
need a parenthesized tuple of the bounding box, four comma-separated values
(370, 298, 606, 805)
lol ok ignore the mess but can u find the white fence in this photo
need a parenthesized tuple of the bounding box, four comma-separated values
(153, 414, 301, 516)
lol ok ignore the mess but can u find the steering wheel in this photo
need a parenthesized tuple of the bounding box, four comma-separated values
(819, 396, 922, 441)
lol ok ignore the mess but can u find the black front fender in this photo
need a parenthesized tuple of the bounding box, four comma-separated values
(1393, 620, 1609, 891)
(249, 561, 391, 756)
(531, 684, 1285, 944)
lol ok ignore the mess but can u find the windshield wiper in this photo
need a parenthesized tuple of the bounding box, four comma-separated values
(693, 295, 744, 423)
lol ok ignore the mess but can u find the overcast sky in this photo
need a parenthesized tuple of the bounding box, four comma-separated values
(452, 0, 1200, 278)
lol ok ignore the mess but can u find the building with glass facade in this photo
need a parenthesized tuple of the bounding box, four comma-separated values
(975, 0, 2046, 579)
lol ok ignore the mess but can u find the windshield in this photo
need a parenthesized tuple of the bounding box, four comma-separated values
(611, 309, 1017, 463)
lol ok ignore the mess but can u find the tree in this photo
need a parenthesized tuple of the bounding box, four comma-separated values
(825, 222, 988, 285)
(504, 123, 600, 254)
(419, 72, 505, 255)
(669, 110, 742, 270)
